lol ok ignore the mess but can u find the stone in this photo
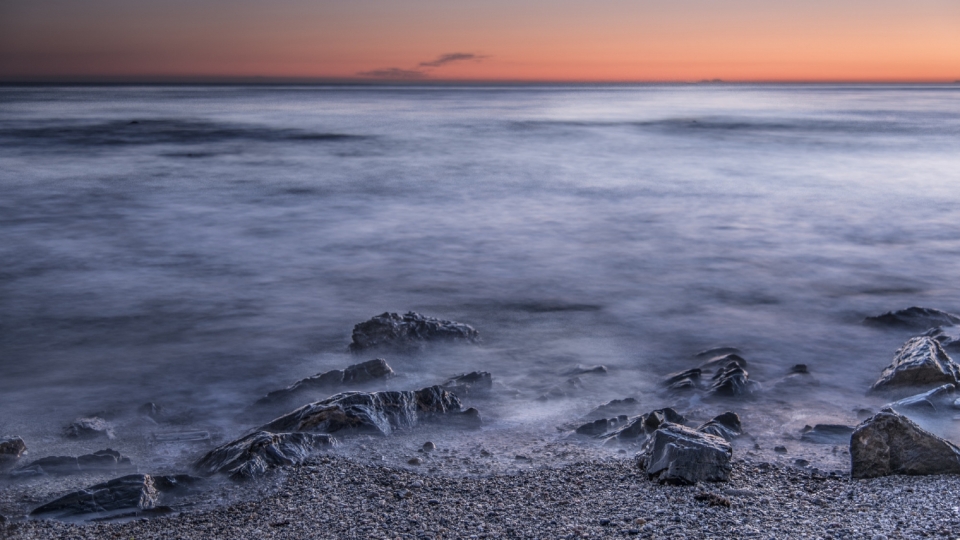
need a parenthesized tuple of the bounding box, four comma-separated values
(603, 408, 685, 441)
(707, 362, 759, 398)
(924, 326, 960, 353)
(195, 431, 336, 479)
(850, 408, 960, 478)
(636, 423, 732, 484)
(256, 359, 396, 406)
(661, 368, 702, 388)
(583, 398, 640, 420)
(422, 441, 436, 452)
(349, 312, 480, 353)
(889, 384, 957, 414)
(407, 457, 422, 466)
(800, 424, 855, 444)
(575, 416, 629, 437)
(441, 371, 492, 397)
(29, 473, 195, 520)
(699, 353, 748, 372)
(561, 364, 608, 376)
(871, 337, 960, 392)
(0, 436, 26, 471)
(790, 364, 809, 374)
(64, 417, 115, 440)
(697, 412, 742, 441)
(864, 307, 960, 330)
(260, 385, 472, 436)
(774, 445, 787, 453)
(11, 449, 133, 477)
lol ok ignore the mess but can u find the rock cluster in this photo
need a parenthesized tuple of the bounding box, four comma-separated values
(662, 352, 758, 398)
(349, 312, 480, 353)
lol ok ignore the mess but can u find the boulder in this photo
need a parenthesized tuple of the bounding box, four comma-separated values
(441, 371, 492, 397)
(661, 368, 702, 389)
(864, 307, 960, 330)
(889, 384, 958, 414)
(195, 431, 335, 479)
(561, 364, 608, 376)
(64, 417, 115, 440)
(699, 353, 748, 373)
(0, 436, 26, 471)
(603, 408, 686, 442)
(800, 424, 855, 444)
(29, 473, 198, 520)
(636, 423, 733, 484)
(924, 326, 960, 353)
(260, 385, 476, 435)
(349, 312, 480, 353)
(11, 449, 133, 477)
(871, 337, 960, 392)
(850, 409, 960, 478)
(707, 362, 759, 398)
(697, 412, 742, 441)
(255, 359, 395, 406)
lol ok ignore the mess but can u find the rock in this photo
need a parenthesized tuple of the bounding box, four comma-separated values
(661, 368, 702, 388)
(800, 424, 855, 444)
(583, 398, 640, 420)
(349, 312, 480, 353)
(864, 307, 960, 330)
(790, 364, 809, 374)
(575, 416, 629, 437)
(707, 362, 759, 398)
(774, 445, 787, 453)
(603, 408, 686, 441)
(924, 326, 960, 353)
(636, 423, 732, 484)
(256, 359, 396, 406)
(537, 377, 583, 401)
(441, 371, 492, 397)
(561, 364, 607, 376)
(889, 383, 957, 414)
(260, 385, 473, 436)
(11, 449, 133, 477)
(64, 417, 115, 440)
(0, 436, 26, 471)
(699, 353, 748, 372)
(697, 412, 742, 441)
(422, 441, 436, 452)
(151, 431, 212, 444)
(850, 408, 960, 478)
(871, 337, 960, 392)
(195, 431, 336, 479)
(29, 473, 194, 520)
(695, 347, 742, 360)
(138, 402, 164, 420)
(407, 457, 422, 466)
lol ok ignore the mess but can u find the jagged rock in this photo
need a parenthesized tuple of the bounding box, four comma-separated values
(575, 416, 629, 436)
(195, 431, 335, 479)
(889, 384, 957, 414)
(695, 347, 742, 360)
(864, 307, 960, 330)
(699, 353, 748, 372)
(850, 409, 960, 478)
(441, 371, 492, 397)
(256, 359, 396, 406)
(662, 368, 702, 388)
(349, 312, 480, 353)
(707, 362, 759, 398)
(636, 423, 732, 484)
(697, 412, 742, 441)
(537, 377, 583, 401)
(11, 449, 133, 477)
(29, 473, 197, 520)
(584, 398, 641, 420)
(260, 385, 475, 435)
(561, 364, 607, 376)
(64, 417, 115, 440)
(0, 436, 26, 471)
(800, 424, 854, 444)
(925, 326, 960, 353)
(871, 337, 960, 392)
(604, 408, 686, 441)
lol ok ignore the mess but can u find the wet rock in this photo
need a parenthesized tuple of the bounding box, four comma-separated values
(422, 441, 436, 452)
(575, 416, 629, 437)
(29, 473, 193, 520)
(260, 385, 472, 436)
(604, 408, 686, 441)
(774, 445, 787, 453)
(0, 436, 26, 471)
(12, 449, 133, 477)
(707, 362, 759, 398)
(864, 307, 960, 330)
(64, 417, 115, 440)
(561, 364, 607, 376)
(407, 457, 422, 466)
(889, 383, 957, 414)
(871, 337, 960, 392)
(636, 423, 732, 484)
(584, 398, 640, 420)
(537, 377, 583, 401)
(256, 359, 396, 406)
(697, 412, 742, 442)
(195, 431, 336, 479)
(790, 364, 809, 374)
(850, 408, 960, 478)
(924, 326, 960, 353)
(695, 347, 742, 360)
(349, 312, 480, 353)
(699, 353, 748, 373)
(661, 368, 702, 389)
(800, 424, 855, 444)
(441, 371, 492, 397)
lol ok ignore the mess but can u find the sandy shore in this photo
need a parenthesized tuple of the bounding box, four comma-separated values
(3, 455, 959, 539)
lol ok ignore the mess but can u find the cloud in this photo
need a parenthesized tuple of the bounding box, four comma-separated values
(418, 53, 485, 68)
(356, 68, 427, 80)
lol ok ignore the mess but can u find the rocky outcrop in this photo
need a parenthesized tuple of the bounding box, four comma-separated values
(889, 383, 958, 414)
(11, 449, 133, 477)
(707, 362, 759, 398)
(636, 423, 733, 484)
(256, 359, 396, 406)
(697, 412, 742, 442)
(871, 337, 960, 392)
(0, 436, 26, 471)
(602, 408, 686, 442)
(864, 307, 960, 330)
(30, 473, 199, 520)
(850, 409, 960, 478)
(800, 424, 854, 444)
(925, 326, 960, 353)
(441, 371, 492, 397)
(260, 385, 477, 435)
(64, 417, 115, 440)
(195, 431, 335, 479)
(349, 312, 480, 353)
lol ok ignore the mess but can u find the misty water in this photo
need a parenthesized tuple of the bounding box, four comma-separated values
(2, 84, 960, 490)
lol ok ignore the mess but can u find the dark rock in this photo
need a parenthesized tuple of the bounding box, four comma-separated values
(850, 408, 960, 478)
(794, 458, 810, 467)
(407, 457, 422, 466)
(422, 441, 436, 452)
(260, 385, 470, 436)
(697, 412, 742, 441)
(603, 408, 685, 441)
(636, 423, 732, 484)
(668, 378, 699, 392)
(64, 417, 115, 440)
(29, 474, 190, 520)
(561, 364, 608, 376)
(195, 431, 336, 479)
(924, 326, 960, 353)
(256, 359, 396, 406)
(12, 449, 133, 477)
(800, 424, 855, 444)
(699, 353, 748, 372)
(441, 371, 492, 397)
(864, 307, 960, 330)
(695, 347, 742, 360)
(349, 312, 480, 353)
(774, 445, 787, 453)
(790, 364, 809, 374)
(0, 436, 26, 471)
(871, 337, 960, 392)
(575, 417, 628, 437)
(707, 362, 759, 398)
(583, 398, 640, 420)
(661, 368, 702, 388)
(537, 377, 583, 401)
(889, 383, 957, 414)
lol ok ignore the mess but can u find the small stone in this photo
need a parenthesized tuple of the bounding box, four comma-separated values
(422, 441, 436, 452)
(599, 518, 611, 526)
(794, 458, 810, 467)
(408, 457, 423, 466)
(427, 499, 440, 505)
(774, 446, 787, 453)
(64, 417, 115, 440)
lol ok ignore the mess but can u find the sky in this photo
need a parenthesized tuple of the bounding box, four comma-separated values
(1, 0, 958, 82)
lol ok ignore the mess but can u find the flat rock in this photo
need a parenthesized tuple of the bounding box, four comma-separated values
(0, 436, 26, 471)
(349, 312, 480, 353)
(636, 423, 733, 485)
(260, 385, 476, 435)
(29, 473, 197, 520)
(871, 337, 960, 392)
(924, 326, 960, 353)
(11, 449, 133, 477)
(697, 412, 742, 441)
(195, 431, 336, 479)
(64, 417, 115, 440)
(256, 359, 395, 406)
(850, 409, 960, 478)
(864, 307, 960, 330)
(800, 424, 855, 444)
(561, 364, 607, 376)
(441, 371, 492, 397)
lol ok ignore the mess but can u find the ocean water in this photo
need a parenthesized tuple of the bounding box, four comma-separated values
(2, 84, 960, 476)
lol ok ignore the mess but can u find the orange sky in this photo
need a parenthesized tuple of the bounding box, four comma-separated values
(1, 0, 958, 82)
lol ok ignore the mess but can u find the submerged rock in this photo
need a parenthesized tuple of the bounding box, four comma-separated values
(260, 385, 476, 435)
(697, 412, 742, 442)
(195, 431, 335, 479)
(441, 371, 492, 397)
(889, 383, 958, 414)
(30, 473, 198, 520)
(864, 307, 960, 331)
(707, 362, 759, 398)
(0, 436, 26, 471)
(800, 424, 855, 445)
(561, 364, 608, 376)
(256, 359, 396, 406)
(924, 326, 960, 353)
(12, 449, 133, 477)
(636, 423, 732, 484)
(871, 337, 960, 392)
(64, 417, 115, 440)
(349, 312, 480, 353)
(850, 409, 960, 478)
